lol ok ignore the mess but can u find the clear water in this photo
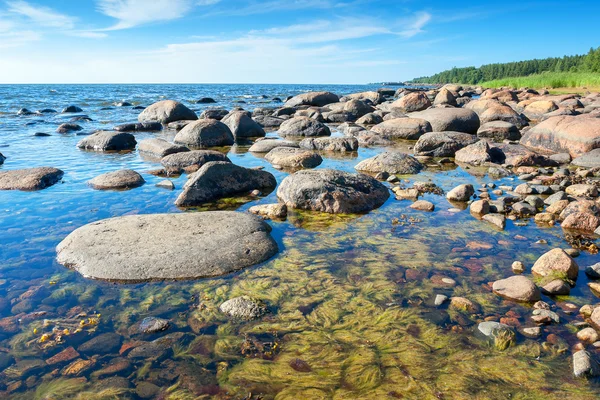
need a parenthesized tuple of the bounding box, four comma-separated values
(0, 84, 598, 399)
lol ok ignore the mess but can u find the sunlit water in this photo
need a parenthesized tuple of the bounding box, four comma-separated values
(0, 84, 599, 399)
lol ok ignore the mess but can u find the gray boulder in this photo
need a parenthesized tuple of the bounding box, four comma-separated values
(161, 150, 230, 173)
(355, 151, 424, 175)
(477, 121, 521, 142)
(138, 100, 197, 124)
(175, 162, 276, 206)
(114, 122, 163, 132)
(264, 147, 323, 169)
(277, 169, 389, 213)
(572, 149, 600, 168)
(299, 137, 358, 152)
(0, 167, 63, 191)
(414, 131, 479, 157)
(222, 111, 266, 139)
(409, 108, 480, 134)
(138, 139, 189, 158)
(370, 118, 432, 140)
(88, 170, 145, 190)
(285, 91, 339, 107)
(174, 119, 234, 147)
(77, 131, 136, 152)
(56, 212, 278, 282)
(278, 117, 331, 137)
(248, 139, 300, 153)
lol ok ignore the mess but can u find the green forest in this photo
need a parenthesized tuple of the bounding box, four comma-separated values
(410, 47, 600, 85)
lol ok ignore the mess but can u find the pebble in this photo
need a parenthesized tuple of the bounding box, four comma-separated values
(434, 294, 448, 306)
(512, 261, 525, 274)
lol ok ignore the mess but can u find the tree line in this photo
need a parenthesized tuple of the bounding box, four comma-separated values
(409, 47, 600, 84)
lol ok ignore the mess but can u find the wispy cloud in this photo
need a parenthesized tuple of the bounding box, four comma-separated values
(96, 0, 201, 30)
(398, 12, 431, 38)
(6, 0, 75, 29)
(203, 0, 347, 16)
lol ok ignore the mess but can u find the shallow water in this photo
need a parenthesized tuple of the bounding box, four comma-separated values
(0, 84, 599, 399)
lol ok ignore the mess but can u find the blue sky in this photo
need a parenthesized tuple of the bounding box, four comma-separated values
(0, 0, 598, 84)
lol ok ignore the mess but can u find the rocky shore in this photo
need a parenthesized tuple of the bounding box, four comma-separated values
(2, 83, 600, 398)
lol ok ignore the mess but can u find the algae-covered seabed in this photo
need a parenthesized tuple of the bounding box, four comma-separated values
(1, 84, 600, 399)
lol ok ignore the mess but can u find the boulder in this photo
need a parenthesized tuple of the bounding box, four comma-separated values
(160, 150, 230, 173)
(175, 162, 276, 206)
(477, 121, 521, 142)
(278, 117, 331, 137)
(370, 118, 432, 140)
(264, 147, 323, 169)
(446, 184, 474, 202)
(523, 100, 558, 119)
(465, 98, 503, 115)
(285, 91, 339, 107)
(222, 111, 266, 139)
(174, 119, 234, 147)
(277, 169, 389, 214)
(433, 88, 456, 106)
(410, 200, 435, 212)
(356, 113, 383, 125)
(455, 140, 504, 165)
(248, 203, 288, 220)
(494, 144, 549, 167)
(248, 139, 300, 153)
(200, 109, 229, 120)
(56, 212, 278, 281)
(253, 115, 285, 128)
(573, 350, 600, 378)
(392, 92, 431, 112)
(299, 137, 358, 152)
(77, 131, 136, 152)
(138, 139, 189, 158)
(196, 97, 216, 104)
(531, 248, 579, 281)
(566, 184, 598, 197)
(62, 105, 83, 113)
(561, 212, 600, 232)
(138, 100, 197, 124)
(0, 167, 63, 191)
(114, 122, 163, 132)
(343, 99, 374, 118)
(479, 105, 527, 128)
(57, 123, 82, 133)
(572, 149, 600, 168)
(520, 116, 600, 157)
(88, 170, 145, 190)
(492, 275, 541, 302)
(341, 91, 383, 105)
(355, 151, 424, 175)
(414, 131, 479, 157)
(409, 108, 480, 134)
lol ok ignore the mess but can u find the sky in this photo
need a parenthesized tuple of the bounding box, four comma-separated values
(0, 0, 598, 84)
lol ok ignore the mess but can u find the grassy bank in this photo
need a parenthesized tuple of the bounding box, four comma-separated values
(479, 72, 600, 90)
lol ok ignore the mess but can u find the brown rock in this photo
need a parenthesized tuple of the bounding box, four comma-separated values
(531, 248, 579, 281)
(493, 275, 541, 302)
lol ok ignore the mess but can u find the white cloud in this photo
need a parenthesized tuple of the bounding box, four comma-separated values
(0, 29, 41, 48)
(96, 0, 195, 30)
(398, 12, 431, 38)
(6, 0, 75, 29)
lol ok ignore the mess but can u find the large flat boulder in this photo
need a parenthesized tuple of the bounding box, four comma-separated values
(285, 91, 339, 107)
(88, 170, 145, 190)
(341, 91, 383, 105)
(277, 169, 389, 213)
(409, 108, 480, 134)
(370, 118, 432, 140)
(248, 139, 300, 153)
(77, 131, 136, 152)
(175, 162, 276, 206)
(174, 119, 234, 147)
(391, 92, 431, 112)
(298, 137, 358, 152)
(355, 151, 424, 175)
(520, 116, 600, 157)
(161, 150, 230, 173)
(572, 149, 600, 168)
(0, 167, 63, 191)
(264, 147, 323, 169)
(56, 212, 278, 282)
(414, 131, 478, 157)
(138, 100, 197, 124)
(138, 139, 189, 158)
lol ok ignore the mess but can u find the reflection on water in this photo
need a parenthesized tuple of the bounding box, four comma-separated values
(0, 84, 599, 399)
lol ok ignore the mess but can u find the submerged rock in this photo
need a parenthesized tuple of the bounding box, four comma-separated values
(88, 170, 145, 190)
(56, 123, 83, 133)
(56, 211, 278, 281)
(220, 296, 266, 320)
(175, 162, 276, 206)
(137, 317, 170, 334)
(114, 122, 163, 132)
(78, 333, 122, 354)
(0, 167, 63, 191)
(277, 169, 389, 214)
